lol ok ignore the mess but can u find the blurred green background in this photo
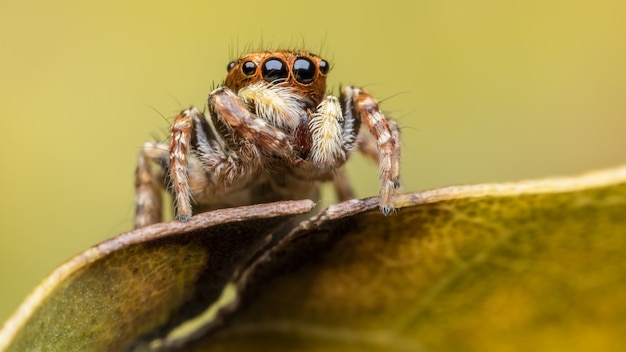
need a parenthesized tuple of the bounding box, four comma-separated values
(1, 0, 625, 323)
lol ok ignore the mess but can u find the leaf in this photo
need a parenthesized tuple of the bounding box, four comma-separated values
(0, 200, 316, 352)
(3, 166, 626, 352)
(181, 166, 626, 352)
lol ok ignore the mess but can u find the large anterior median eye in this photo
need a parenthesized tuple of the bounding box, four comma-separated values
(293, 57, 316, 84)
(262, 58, 288, 83)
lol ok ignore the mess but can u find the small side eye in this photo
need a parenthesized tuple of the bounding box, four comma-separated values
(227, 61, 236, 72)
(242, 61, 257, 76)
(319, 60, 329, 75)
(262, 58, 288, 83)
(293, 58, 316, 84)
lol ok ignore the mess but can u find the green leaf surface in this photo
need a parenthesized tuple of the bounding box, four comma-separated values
(185, 166, 626, 352)
(0, 200, 315, 352)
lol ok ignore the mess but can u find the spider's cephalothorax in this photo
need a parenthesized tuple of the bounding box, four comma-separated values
(134, 50, 401, 228)
(225, 51, 329, 107)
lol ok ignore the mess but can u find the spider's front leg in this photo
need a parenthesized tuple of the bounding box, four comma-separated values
(341, 86, 401, 215)
(208, 86, 296, 159)
(166, 87, 298, 223)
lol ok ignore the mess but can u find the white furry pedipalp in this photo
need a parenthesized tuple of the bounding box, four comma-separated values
(309, 95, 346, 168)
(238, 82, 304, 130)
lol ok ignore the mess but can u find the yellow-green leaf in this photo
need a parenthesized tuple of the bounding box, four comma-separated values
(3, 166, 626, 351)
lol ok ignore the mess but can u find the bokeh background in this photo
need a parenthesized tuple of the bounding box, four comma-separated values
(1, 0, 625, 323)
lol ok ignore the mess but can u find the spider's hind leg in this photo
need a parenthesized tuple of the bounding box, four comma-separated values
(134, 141, 168, 228)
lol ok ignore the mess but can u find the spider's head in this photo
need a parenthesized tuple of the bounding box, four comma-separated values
(224, 50, 329, 107)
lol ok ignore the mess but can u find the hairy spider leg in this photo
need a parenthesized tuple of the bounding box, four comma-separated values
(342, 86, 401, 215)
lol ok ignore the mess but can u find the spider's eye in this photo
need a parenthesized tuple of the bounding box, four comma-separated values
(227, 61, 236, 72)
(262, 58, 288, 83)
(319, 60, 329, 75)
(293, 58, 316, 84)
(242, 61, 257, 76)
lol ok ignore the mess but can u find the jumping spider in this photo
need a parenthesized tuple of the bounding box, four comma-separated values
(134, 50, 401, 228)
